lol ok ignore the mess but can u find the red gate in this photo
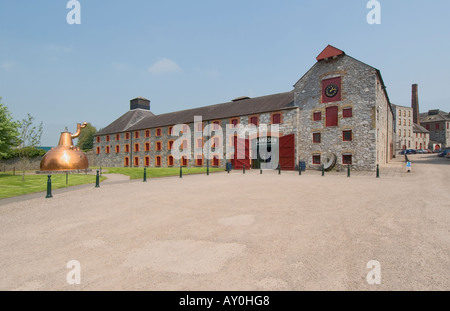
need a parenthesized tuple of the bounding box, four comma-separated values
(233, 136, 250, 169)
(279, 134, 295, 170)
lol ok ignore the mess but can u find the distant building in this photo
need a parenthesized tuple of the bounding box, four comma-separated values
(420, 110, 450, 150)
(93, 45, 395, 171)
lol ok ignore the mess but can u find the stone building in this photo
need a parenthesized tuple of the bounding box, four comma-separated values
(93, 45, 395, 171)
(420, 110, 450, 150)
(392, 104, 429, 152)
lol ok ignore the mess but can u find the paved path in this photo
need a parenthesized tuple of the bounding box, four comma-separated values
(0, 154, 448, 290)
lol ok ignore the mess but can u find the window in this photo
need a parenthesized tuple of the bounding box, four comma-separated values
(96, 136, 101, 143)
(249, 116, 258, 126)
(325, 106, 338, 127)
(182, 156, 188, 166)
(398, 110, 401, 117)
(125, 132, 130, 140)
(312, 155, 321, 165)
(403, 111, 406, 117)
(182, 140, 188, 150)
(408, 120, 411, 126)
(96, 147, 100, 154)
(408, 111, 411, 117)
(416, 133, 418, 138)
(408, 130, 411, 137)
(212, 121, 221, 130)
(343, 130, 352, 141)
(404, 120, 406, 126)
(196, 123, 203, 132)
(144, 156, 150, 167)
(168, 140, 174, 150)
(115, 145, 120, 153)
(416, 142, 418, 149)
(426, 124, 430, 130)
(106, 135, 110, 142)
(156, 141, 162, 151)
(343, 108, 353, 118)
(116, 134, 120, 141)
(272, 113, 281, 124)
(230, 118, 239, 128)
(125, 144, 130, 153)
(134, 131, 140, 139)
(313, 112, 322, 121)
(145, 142, 150, 152)
(156, 128, 162, 136)
(398, 119, 402, 126)
(168, 126, 173, 135)
(436, 123, 440, 130)
(403, 130, 406, 137)
(447, 123, 449, 129)
(134, 143, 140, 152)
(342, 154, 352, 165)
(408, 141, 411, 148)
(106, 146, 110, 154)
(196, 138, 203, 148)
(156, 156, 162, 167)
(167, 155, 174, 167)
(195, 155, 203, 166)
(124, 157, 130, 167)
(398, 130, 401, 137)
(313, 133, 321, 143)
(133, 157, 139, 167)
(145, 130, 150, 138)
(182, 124, 189, 133)
(212, 137, 220, 149)
(212, 156, 220, 167)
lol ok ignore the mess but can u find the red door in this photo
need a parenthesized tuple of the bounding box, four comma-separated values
(279, 134, 295, 170)
(233, 136, 250, 169)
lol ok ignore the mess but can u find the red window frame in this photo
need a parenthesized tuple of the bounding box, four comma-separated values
(144, 156, 150, 167)
(96, 136, 101, 143)
(116, 134, 120, 141)
(156, 156, 162, 167)
(168, 155, 174, 167)
(106, 135, 110, 142)
(145, 130, 150, 138)
(106, 146, 110, 154)
(124, 157, 130, 167)
(230, 118, 239, 128)
(196, 155, 203, 166)
(312, 155, 321, 165)
(156, 128, 162, 137)
(436, 123, 440, 130)
(249, 116, 259, 126)
(134, 131, 140, 139)
(343, 108, 353, 118)
(168, 126, 173, 135)
(134, 143, 140, 152)
(313, 133, 321, 143)
(342, 155, 352, 165)
(182, 156, 188, 166)
(326, 106, 338, 127)
(426, 124, 430, 130)
(125, 144, 130, 153)
(168, 140, 174, 150)
(343, 130, 352, 142)
(212, 121, 221, 131)
(145, 142, 150, 152)
(212, 156, 220, 167)
(115, 145, 120, 153)
(272, 113, 281, 124)
(96, 147, 100, 154)
(125, 132, 130, 140)
(133, 157, 139, 167)
(313, 112, 322, 121)
(156, 141, 162, 151)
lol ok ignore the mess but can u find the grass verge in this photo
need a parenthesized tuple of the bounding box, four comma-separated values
(92, 166, 223, 180)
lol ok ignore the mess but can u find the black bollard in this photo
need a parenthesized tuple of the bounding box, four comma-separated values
(95, 170, 100, 188)
(347, 164, 350, 178)
(376, 165, 380, 178)
(322, 165, 325, 176)
(260, 168, 262, 175)
(180, 165, 183, 178)
(46, 175, 53, 199)
(243, 164, 246, 174)
(207, 162, 209, 176)
(227, 163, 230, 174)
(143, 168, 147, 182)
(299, 161, 302, 176)
(278, 164, 281, 175)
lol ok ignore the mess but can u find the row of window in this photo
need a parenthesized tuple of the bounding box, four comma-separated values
(398, 119, 411, 126)
(312, 107, 352, 127)
(312, 130, 353, 143)
(96, 138, 223, 155)
(424, 123, 448, 131)
(123, 155, 220, 167)
(312, 154, 353, 165)
(398, 110, 411, 117)
(96, 113, 284, 143)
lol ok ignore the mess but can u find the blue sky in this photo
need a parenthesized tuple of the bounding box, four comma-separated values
(1, 0, 449, 146)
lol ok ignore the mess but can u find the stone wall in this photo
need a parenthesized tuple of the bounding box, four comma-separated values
(0, 157, 42, 172)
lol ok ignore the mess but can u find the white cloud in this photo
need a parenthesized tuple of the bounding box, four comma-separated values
(148, 58, 181, 74)
(1, 61, 16, 70)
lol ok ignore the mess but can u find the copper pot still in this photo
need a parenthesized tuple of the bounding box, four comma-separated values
(40, 122, 89, 171)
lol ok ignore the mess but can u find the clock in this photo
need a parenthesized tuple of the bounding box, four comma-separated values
(325, 84, 339, 97)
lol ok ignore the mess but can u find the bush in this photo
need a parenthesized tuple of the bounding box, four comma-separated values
(0, 147, 46, 160)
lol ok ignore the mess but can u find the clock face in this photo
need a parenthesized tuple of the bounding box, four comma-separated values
(325, 84, 339, 98)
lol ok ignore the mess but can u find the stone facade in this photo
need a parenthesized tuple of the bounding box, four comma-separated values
(294, 54, 394, 171)
(420, 110, 450, 149)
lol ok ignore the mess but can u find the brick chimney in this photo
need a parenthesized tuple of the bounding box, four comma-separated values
(411, 84, 420, 125)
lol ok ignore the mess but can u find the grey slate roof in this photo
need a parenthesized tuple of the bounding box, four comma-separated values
(413, 123, 429, 133)
(96, 109, 155, 136)
(420, 110, 450, 123)
(96, 91, 295, 136)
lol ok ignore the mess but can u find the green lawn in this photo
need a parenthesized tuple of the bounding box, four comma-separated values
(92, 166, 224, 179)
(0, 174, 106, 199)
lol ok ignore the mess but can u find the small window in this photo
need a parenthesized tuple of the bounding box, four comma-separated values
(133, 157, 139, 167)
(96, 136, 101, 143)
(408, 111, 411, 117)
(436, 123, 440, 130)
(156, 128, 162, 137)
(145, 130, 150, 138)
(250, 116, 258, 126)
(398, 110, 401, 117)
(124, 157, 130, 167)
(168, 155, 174, 167)
(106, 146, 110, 154)
(144, 156, 150, 167)
(343, 108, 352, 118)
(213, 121, 220, 130)
(408, 120, 411, 126)
(230, 118, 239, 128)
(212, 137, 220, 149)
(196, 123, 203, 132)
(145, 142, 150, 152)
(125, 132, 130, 140)
(343, 130, 352, 142)
(182, 140, 188, 150)
(313, 112, 322, 121)
(272, 113, 281, 124)
(168, 140, 174, 150)
(134, 131, 140, 139)
(426, 124, 430, 130)
(326, 106, 338, 127)
(212, 156, 219, 167)
(156, 156, 162, 167)
(313, 133, 321, 143)
(313, 155, 321, 165)
(134, 143, 140, 152)
(183, 124, 189, 133)
(168, 126, 173, 135)
(96, 147, 100, 154)
(115, 145, 120, 153)
(156, 141, 162, 151)
(196, 155, 203, 166)
(106, 135, 110, 142)
(403, 111, 406, 117)
(182, 156, 188, 166)
(399, 119, 402, 126)
(125, 144, 130, 153)
(197, 138, 203, 148)
(408, 130, 411, 137)
(116, 134, 120, 141)
(342, 154, 352, 165)
(403, 120, 406, 126)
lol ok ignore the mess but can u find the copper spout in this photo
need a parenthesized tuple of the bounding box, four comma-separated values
(71, 122, 88, 139)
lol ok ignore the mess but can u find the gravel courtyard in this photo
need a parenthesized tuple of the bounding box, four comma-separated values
(0, 154, 449, 291)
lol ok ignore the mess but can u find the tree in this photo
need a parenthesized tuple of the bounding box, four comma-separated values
(18, 114, 43, 180)
(76, 122, 97, 151)
(0, 97, 20, 158)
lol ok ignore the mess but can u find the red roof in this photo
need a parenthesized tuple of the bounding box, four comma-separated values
(316, 45, 345, 61)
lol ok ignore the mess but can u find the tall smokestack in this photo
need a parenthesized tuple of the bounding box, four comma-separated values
(412, 84, 420, 125)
